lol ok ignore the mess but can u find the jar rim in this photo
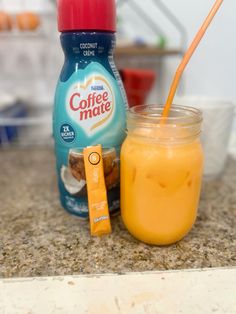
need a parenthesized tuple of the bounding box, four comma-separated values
(127, 105, 203, 144)
(128, 104, 203, 126)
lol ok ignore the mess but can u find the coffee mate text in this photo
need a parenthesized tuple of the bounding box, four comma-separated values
(69, 91, 112, 121)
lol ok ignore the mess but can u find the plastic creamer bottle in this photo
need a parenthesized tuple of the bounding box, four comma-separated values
(53, 0, 128, 218)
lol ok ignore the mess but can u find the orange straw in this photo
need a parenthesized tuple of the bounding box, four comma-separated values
(162, 0, 224, 118)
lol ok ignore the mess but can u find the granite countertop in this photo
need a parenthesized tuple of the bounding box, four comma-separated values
(0, 148, 236, 278)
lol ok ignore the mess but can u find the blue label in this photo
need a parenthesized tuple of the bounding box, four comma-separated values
(53, 33, 127, 218)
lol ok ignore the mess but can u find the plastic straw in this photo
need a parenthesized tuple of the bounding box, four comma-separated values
(162, 0, 224, 118)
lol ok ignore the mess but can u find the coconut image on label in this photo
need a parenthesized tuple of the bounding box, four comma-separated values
(60, 148, 119, 197)
(61, 165, 87, 196)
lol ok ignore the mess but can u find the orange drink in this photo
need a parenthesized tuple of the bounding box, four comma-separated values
(121, 105, 204, 245)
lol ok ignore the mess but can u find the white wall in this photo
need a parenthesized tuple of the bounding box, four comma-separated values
(118, 0, 236, 103)
(1, 0, 53, 13)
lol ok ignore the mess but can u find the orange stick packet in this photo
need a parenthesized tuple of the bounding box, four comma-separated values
(83, 145, 112, 237)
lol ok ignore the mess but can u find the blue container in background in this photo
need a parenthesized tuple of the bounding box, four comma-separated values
(0, 95, 27, 145)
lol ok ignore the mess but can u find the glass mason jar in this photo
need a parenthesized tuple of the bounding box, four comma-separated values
(120, 105, 204, 246)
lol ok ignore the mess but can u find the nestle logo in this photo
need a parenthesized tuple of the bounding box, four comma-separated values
(91, 85, 104, 91)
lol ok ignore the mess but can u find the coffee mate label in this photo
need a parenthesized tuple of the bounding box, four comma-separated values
(53, 62, 127, 218)
(54, 62, 126, 148)
(67, 76, 115, 135)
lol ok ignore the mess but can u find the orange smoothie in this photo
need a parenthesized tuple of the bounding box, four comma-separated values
(120, 105, 204, 245)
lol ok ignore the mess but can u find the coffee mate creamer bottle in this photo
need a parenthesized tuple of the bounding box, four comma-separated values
(53, 0, 128, 218)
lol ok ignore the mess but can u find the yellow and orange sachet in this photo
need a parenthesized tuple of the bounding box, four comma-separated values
(83, 145, 112, 237)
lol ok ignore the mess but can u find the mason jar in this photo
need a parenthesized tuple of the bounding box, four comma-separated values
(121, 105, 204, 245)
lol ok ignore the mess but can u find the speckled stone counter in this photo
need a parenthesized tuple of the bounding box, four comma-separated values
(0, 148, 236, 278)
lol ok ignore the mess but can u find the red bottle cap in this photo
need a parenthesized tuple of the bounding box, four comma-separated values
(57, 0, 116, 32)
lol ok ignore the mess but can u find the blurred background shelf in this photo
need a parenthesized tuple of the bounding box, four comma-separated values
(115, 45, 184, 57)
(115, 45, 184, 103)
(0, 0, 235, 152)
